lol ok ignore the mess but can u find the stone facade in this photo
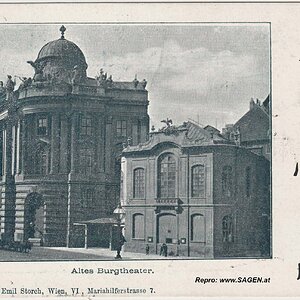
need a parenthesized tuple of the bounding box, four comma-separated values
(121, 122, 270, 258)
(0, 26, 149, 247)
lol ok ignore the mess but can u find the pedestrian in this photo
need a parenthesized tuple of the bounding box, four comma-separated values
(160, 244, 164, 256)
(163, 243, 168, 257)
(146, 244, 149, 255)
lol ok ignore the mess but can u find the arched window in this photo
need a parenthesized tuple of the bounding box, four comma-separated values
(222, 215, 233, 243)
(191, 214, 205, 242)
(133, 168, 145, 198)
(191, 165, 205, 197)
(222, 166, 232, 197)
(158, 154, 176, 198)
(132, 213, 144, 239)
(245, 166, 251, 197)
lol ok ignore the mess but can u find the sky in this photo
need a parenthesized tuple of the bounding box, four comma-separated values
(0, 24, 270, 130)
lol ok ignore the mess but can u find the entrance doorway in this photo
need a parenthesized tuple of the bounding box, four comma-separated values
(24, 192, 44, 242)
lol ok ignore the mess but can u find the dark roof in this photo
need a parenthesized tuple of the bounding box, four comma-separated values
(234, 105, 270, 142)
(204, 125, 221, 135)
(123, 121, 232, 154)
(36, 38, 87, 67)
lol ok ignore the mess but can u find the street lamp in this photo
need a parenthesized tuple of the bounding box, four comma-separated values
(113, 203, 125, 259)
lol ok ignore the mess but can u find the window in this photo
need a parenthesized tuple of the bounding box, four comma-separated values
(35, 147, 49, 175)
(132, 213, 144, 239)
(246, 166, 251, 197)
(79, 146, 93, 175)
(117, 120, 127, 137)
(80, 188, 95, 208)
(158, 154, 176, 198)
(222, 166, 232, 197)
(191, 165, 205, 197)
(222, 215, 233, 243)
(133, 168, 145, 198)
(37, 116, 48, 136)
(191, 214, 205, 242)
(80, 115, 92, 136)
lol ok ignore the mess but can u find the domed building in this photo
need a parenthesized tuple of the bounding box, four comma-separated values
(0, 26, 149, 247)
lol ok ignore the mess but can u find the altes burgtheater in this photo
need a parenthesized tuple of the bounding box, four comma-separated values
(0, 26, 149, 247)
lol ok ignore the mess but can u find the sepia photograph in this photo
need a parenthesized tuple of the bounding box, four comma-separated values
(0, 23, 271, 262)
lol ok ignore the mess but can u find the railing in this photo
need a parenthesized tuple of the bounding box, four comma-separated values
(155, 198, 180, 205)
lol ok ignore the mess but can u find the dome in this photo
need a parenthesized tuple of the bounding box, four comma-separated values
(36, 38, 87, 68)
(30, 26, 88, 84)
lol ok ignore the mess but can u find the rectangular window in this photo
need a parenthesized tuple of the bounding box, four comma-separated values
(117, 120, 127, 137)
(37, 116, 48, 136)
(79, 147, 93, 175)
(80, 188, 95, 208)
(192, 165, 205, 197)
(133, 168, 145, 198)
(158, 154, 176, 198)
(222, 166, 233, 197)
(80, 115, 92, 136)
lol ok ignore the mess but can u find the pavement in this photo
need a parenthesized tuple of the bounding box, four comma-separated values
(50, 247, 175, 260)
(0, 246, 182, 261)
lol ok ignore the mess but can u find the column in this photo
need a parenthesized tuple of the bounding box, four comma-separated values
(4, 123, 13, 178)
(50, 114, 60, 174)
(16, 121, 20, 175)
(2, 129, 6, 177)
(20, 117, 27, 175)
(70, 112, 79, 174)
(141, 116, 149, 143)
(11, 125, 15, 175)
(59, 114, 69, 173)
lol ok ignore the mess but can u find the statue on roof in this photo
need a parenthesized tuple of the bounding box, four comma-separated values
(5, 75, 15, 92)
(133, 75, 139, 88)
(17, 76, 32, 90)
(141, 79, 147, 89)
(27, 60, 46, 82)
(96, 68, 108, 86)
(71, 65, 83, 84)
(0, 81, 5, 98)
(161, 118, 173, 128)
(234, 126, 241, 146)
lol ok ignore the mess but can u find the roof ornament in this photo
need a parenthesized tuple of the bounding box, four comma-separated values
(161, 118, 173, 128)
(141, 79, 147, 89)
(133, 74, 139, 88)
(60, 25, 66, 39)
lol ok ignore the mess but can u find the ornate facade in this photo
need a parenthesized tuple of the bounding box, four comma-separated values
(121, 121, 270, 258)
(0, 26, 149, 247)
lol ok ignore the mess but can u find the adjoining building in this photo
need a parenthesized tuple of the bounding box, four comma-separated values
(222, 95, 271, 161)
(121, 121, 270, 258)
(0, 26, 149, 247)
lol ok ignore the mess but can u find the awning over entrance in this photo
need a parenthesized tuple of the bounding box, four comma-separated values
(73, 218, 120, 249)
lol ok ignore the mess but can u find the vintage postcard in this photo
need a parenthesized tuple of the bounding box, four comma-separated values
(0, 2, 298, 298)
